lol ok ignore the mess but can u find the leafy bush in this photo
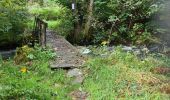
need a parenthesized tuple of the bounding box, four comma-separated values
(92, 0, 163, 44)
(0, 0, 28, 47)
(14, 45, 56, 64)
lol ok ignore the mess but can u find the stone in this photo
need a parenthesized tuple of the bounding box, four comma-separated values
(122, 46, 133, 51)
(70, 90, 88, 100)
(72, 75, 84, 84)
(107, 46, 115, 51)
(67, 68, 83, 77)
(141, 48, 149, 53)
(77, 46, 91, 55)
(81, 48, 91, 55)
(133, 49, 141, 55)
(100, 54, 108, 58)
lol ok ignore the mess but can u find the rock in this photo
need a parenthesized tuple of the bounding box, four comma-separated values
(67, 68, 84, 84)
(107, 46, 115, 51)
(72, 76, 84, 84)
(133, 49, 141, 55)
(77, 46, 91, 55)
(141, 48, 149, 53)
(70, 90, 88, 100)
(81, 49, 91, 55)
(122, 46, 133, 51)
(100, 54, 108, 58)
(67, 68, 83, 77)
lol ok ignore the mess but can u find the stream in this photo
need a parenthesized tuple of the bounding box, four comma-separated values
(0, 49, 16, 59)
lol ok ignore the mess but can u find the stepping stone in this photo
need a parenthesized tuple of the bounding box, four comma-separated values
(67, 68, 84, 84)
(69, 90, 88, 100)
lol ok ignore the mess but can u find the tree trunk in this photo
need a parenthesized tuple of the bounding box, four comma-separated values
(71, 0, 81, 43)
(84, 0, 94, 41)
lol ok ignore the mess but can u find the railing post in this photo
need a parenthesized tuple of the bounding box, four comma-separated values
(41, 24, 46, 48)
(33, 17, 48, 48)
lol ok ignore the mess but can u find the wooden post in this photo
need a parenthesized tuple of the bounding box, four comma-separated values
(33, 17, 47, 48)
(41, 24, 47, 48)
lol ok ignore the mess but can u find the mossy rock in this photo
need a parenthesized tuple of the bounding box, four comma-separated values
(14, 45, 34, 64)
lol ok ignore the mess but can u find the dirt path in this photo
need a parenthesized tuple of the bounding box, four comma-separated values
(46, 30, 85, 68)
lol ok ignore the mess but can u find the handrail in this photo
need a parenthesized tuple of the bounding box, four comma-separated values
(32, 17, 48, 47)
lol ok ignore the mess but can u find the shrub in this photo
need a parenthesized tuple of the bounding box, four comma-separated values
(92, 0, 163, 45)
(0, 0, 28, 47)
(14, 45, 56, 64)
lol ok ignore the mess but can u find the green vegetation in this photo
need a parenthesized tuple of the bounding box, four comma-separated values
(0, 0, 28, 47)
(83, 47, 170, 99)
(28, 2, 73, 37)
(0, 0, 170, 99)
(0, 45, 76, 99)
(50, 0, 163, 44)
(0, 46, 169, 99)
(0, 0, 165, 45)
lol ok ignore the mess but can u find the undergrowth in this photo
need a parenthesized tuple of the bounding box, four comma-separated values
(0, 46, 169, 99)
(0, 45, 77, 99)
(83, 47, 170, 100)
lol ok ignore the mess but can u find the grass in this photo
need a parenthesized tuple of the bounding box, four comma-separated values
(0, 45, 78, 99)
(82, 47, 170, 100)
(0, 46, 169, 99)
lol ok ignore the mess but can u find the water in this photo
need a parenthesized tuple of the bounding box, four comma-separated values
(0, 49, 16, 59)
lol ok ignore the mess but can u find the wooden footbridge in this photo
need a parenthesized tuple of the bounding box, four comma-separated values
(33, 17, 85, 68)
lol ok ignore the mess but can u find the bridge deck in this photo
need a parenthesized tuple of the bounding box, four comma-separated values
(46, 30, 85, 68)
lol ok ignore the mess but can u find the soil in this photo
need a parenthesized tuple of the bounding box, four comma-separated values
(151, 67, 170, 75)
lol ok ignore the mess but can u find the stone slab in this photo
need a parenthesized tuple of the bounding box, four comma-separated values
(46, 30, 85, 68)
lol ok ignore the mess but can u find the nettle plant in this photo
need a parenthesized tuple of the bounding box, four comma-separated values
(93, 0, 163, 44)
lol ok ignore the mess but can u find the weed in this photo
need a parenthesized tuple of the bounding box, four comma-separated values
(0, 46, 76, 99)
(83, 47, 170, 100)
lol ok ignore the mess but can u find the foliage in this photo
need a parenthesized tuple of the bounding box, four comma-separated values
(44, 0, 164, 45)
(14, 45, 34, 64)
(14, 45, 56, 64)
(0, 0, 28, 47)
(0, 45, 170, 99)
(91, 0, 163, 44)
(28, 2, 73, 37)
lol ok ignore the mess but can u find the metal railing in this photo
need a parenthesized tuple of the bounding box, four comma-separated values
(32, 17, 48, 47)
